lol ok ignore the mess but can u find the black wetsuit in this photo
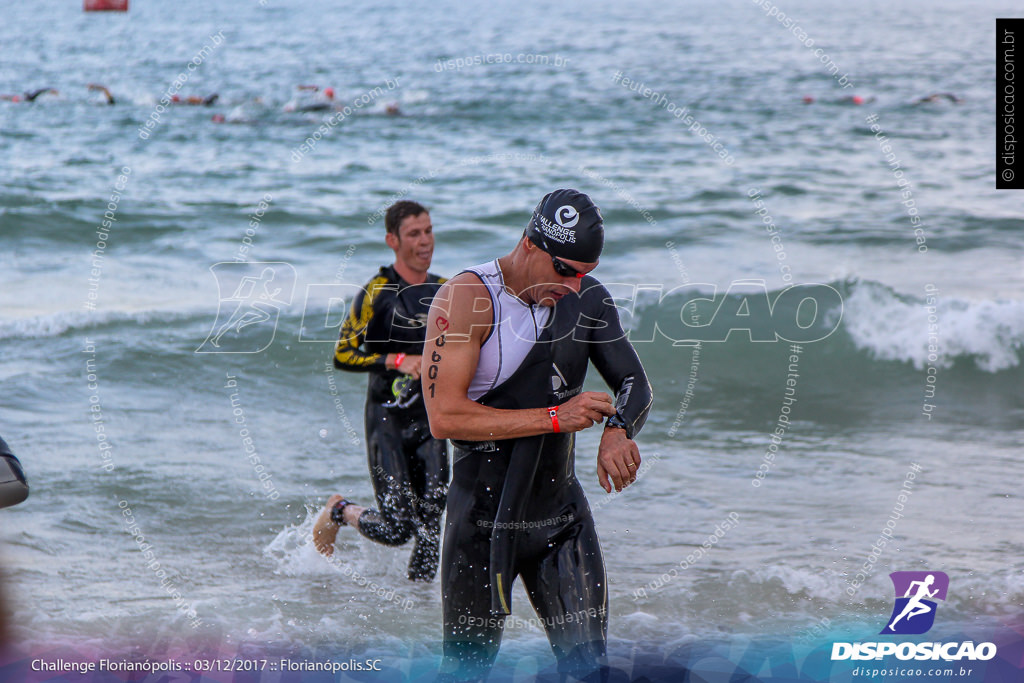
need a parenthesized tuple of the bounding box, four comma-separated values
(0, 435, 29, 510)
(440, 275, 653, 680)
(334, 265, 449, 581)
(24, 88, 55, 102)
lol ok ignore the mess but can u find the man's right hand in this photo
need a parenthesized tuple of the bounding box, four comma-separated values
(554, 391, 615, 433)
(389, 353, 422, 380)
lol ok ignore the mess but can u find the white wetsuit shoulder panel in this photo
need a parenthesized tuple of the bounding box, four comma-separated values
(464, 259, 551, 401)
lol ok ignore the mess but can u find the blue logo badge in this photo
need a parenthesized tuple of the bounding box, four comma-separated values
(881, 571, 949, 635)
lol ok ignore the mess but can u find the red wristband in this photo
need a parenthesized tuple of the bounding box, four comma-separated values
(394, 352, 406, 369)
(548, 406, 560, 433)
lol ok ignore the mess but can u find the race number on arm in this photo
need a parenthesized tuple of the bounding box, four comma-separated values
(422, 274, 613, 440)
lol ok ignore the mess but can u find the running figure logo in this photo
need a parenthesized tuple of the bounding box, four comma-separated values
(197, 262, 296, 353)
(881, 571, 949, 635)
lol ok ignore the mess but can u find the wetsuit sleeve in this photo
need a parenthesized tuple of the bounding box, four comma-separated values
(333, 278, 387, 372)
(584, 283, 653, 440)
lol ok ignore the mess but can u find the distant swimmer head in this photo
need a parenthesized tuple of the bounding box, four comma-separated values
(211, 113, 226, 123)
(324, 87, 335, 99)
(525, 188, 604, 264)
(851, 95, 864, 105)
(802, 95, 815, 104)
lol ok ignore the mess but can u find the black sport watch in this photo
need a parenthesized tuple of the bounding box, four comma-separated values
(604, 414, 632, 440)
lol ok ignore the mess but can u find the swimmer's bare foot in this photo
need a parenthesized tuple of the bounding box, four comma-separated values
(313, 495, 345, 556)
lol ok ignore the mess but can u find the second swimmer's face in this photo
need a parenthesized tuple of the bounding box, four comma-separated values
(390, 212, 434, 274)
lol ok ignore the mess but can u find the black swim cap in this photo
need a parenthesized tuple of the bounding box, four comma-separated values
(525, 189, 604, 263)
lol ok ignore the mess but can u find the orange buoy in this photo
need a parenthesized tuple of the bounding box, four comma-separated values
(84, 0, 129, 11)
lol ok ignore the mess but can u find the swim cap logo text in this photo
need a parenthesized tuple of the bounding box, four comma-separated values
(533, 212, 577, 245)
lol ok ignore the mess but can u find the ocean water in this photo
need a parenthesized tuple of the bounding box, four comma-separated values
(1, 0, 1022, 679)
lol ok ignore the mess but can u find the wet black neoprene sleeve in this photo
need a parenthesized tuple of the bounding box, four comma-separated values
(583, 282, 653, 440)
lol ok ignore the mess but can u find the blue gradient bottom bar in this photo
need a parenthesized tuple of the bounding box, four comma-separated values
(2, 615, 1023, 682)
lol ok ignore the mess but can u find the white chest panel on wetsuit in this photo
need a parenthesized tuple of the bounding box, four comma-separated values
(465, 260, 551, 401)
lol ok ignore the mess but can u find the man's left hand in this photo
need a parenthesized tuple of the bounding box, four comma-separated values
(597, 427, 641, 493)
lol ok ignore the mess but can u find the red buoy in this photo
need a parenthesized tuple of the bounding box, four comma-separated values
(84, 0, 129, 11)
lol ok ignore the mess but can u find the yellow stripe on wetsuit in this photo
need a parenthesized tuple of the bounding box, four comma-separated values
(333, 274, 390, 370)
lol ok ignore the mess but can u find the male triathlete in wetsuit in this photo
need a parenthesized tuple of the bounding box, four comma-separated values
(0, 435, 28, 511)
(313, 201, 449, 582)
(423, 189, 653, 679)
(0, 434, 28, 646)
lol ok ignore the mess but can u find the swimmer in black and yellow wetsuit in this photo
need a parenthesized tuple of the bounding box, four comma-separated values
(424, 189, 653, 680)
(313, 201, 450, 582)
